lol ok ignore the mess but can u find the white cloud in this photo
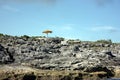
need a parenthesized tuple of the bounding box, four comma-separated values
(95, 0, 113, 6)
(91, 26, 118, 33)
(1, 5, 20, 12)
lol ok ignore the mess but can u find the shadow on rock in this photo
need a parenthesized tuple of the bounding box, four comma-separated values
(23, 73, 36, 80)
(61, 75, 72, 80)
(85, 66, 115, 78)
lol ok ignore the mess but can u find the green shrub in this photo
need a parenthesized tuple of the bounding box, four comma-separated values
(96, 39, 112, 44)
(0, 33, 4, 37)
(20, 35, 30, 40)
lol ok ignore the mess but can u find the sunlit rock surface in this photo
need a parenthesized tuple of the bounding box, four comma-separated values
(0, 34, 120, 80)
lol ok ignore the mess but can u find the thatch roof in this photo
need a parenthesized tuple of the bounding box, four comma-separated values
(42, 30, 52, 33)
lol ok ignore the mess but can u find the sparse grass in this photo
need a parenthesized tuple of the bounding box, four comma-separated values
(95, 39, 112, 44)
(89, 71, 107, 75)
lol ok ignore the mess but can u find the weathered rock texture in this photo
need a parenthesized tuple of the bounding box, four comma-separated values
(0, 34, 120, 79)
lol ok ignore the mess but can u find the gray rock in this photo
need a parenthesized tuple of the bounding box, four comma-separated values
(1, 35, 120, 71)
(73, 45, 80, 51)
(7, 47, 15, 54)
(46, 37, 62, 44)
(16, 39, 26, 44)
(0, 44, 15, 63)
(0, 44, 4, 51)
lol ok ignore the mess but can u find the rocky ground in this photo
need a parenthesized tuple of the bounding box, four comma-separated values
(0, 34, 120, 80)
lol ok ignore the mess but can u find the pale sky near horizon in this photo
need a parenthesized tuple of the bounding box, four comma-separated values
(0, 0, 120, 42)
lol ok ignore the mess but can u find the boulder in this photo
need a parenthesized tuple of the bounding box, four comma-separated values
(46, 38, 63, 44)
(0, 44, 15, 64)
(16, 39, 26, 44)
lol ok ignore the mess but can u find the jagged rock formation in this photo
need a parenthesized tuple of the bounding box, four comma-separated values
(1, 35, 120, 69)
(0, 34, 120, 79)
(0, 44, 15, 63)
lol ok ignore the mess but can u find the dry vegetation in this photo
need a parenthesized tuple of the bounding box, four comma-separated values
(0, 65, 118, 80)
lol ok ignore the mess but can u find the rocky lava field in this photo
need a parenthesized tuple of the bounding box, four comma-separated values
(0, 34, 120, 80)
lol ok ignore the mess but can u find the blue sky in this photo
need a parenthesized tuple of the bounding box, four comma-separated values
(0, 0, 120, 42)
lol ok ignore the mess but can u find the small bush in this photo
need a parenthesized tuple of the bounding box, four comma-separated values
(0, 33, 4, 37)
(96, 39, 112, 44)
(21, 35, 30, 38)
(20, 35, 30, 40)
